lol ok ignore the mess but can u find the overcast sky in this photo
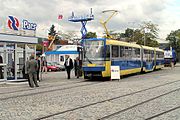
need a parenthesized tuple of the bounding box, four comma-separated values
(0, 0, 180, 42)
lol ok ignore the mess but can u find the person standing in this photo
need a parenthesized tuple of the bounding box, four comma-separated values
(42, 57, 47, 74)
(36, 56, 40, 81)
(24, 58, 31, 87)
(64, 55, 73, 79)
(74, 57, 80, 78)
(27, 56, 39, 88)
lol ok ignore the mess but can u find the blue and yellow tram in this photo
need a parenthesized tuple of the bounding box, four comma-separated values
(82, 38, 164, 79)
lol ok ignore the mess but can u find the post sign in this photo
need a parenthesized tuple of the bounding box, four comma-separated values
(7, 16, 20, 31)
(111, 66, 120, 80)
(22, 20, 37, 31)
(43, 41, 49, 47)
(0, 15, 37, 36)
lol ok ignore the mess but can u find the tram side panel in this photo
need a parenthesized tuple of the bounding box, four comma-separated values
(155, 49, 164, 69)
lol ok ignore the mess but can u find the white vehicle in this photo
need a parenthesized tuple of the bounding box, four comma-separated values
(44, 45, 82, 66)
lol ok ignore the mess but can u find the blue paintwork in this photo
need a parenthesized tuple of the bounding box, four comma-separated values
(83, 66, 105, 71)
(83, 38, 106, 41)
(156, 59, 164, 65)
(45, 51, 79, 55)
(111, 60, 142, 70)
(143, 61, 155, 70)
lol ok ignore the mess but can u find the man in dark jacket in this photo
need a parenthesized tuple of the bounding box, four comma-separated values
(64, 55, 73, 79)
(36, 56, 40, 81)
(27, 56, 39, 87)
(74, 57, 80, 78)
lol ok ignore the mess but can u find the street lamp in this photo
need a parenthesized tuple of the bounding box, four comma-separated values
(144, 27, 150, 46)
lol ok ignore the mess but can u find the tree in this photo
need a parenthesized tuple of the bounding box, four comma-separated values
(124, 28, 135, 42)
(136, 21, 159, 47)
(166, 29, 180, 53)
(36, 44, 43, 51)
(48, 25, 56, 36)
(85, 32, 97, 39)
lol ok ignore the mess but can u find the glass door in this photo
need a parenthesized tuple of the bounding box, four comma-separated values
(0, 42, 7, 81)
(6, 43, 15, 80)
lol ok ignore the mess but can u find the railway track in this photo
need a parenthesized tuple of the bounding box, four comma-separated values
(145, 105, 180, 120)
(99, 88, 180, 120)
(34, 80, 180, 120)
(0, 80, 86, 95)
(0, 81, 102, 101)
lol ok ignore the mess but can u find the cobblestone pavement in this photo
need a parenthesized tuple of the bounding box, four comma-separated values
(0, 66, 180, 120)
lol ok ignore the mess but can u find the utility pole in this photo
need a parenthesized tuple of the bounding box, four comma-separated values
(144, 31, 146, 46)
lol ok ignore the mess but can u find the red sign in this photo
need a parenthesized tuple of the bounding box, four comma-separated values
(43, 41, 49, 47)
(58, 14, 63, 20)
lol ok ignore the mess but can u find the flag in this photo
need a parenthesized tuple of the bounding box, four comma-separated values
(58, 14, 63, 20)
(43, 41, 49, 47)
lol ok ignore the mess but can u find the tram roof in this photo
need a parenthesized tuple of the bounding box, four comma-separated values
(154, 48, 164, 52)
(141, 45, 155, 51)
(106, 39, 141, 48)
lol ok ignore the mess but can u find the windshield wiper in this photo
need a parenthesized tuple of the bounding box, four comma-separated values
(86, 56, 92, 64)
(84, 50, 93, 64)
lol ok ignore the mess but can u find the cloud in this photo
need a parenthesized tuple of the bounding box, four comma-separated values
(0, 0, 179, 40)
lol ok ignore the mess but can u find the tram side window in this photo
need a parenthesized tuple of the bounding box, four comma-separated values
(124, 47, 129, 58)
(128, 47, 132, 59)
(106, 45, 110, 60)
(135, 48, 140, 58)
(112, 46, 119, 58)
(120, 46, 124, 58)
(151, 51, 154, 59)
(159, 52, 164, 58)
(144, 49, 149, 61)
(156, 51, 159, 58)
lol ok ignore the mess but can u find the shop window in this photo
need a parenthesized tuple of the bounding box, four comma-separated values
(60, 56, 64, 62)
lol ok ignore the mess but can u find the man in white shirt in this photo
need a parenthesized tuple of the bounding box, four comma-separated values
(64, 55, 73, 79)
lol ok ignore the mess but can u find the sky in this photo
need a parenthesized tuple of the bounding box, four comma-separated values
(0, 0, 180, 42)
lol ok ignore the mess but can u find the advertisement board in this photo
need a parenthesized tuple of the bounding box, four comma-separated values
(0, 15, 37, 37)
(111, 66, 120, 80)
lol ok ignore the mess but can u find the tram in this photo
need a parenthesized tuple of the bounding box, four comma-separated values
(82, 38, 164, 79)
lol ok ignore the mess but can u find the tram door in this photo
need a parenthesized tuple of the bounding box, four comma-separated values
(77, 46, 83, 76)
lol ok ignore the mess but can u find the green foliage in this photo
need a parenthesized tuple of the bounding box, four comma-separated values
(166, 29, 180, 52)
(85, 32, 97, 39)
(36, 44, 43, 51)
(116, 22, 159, 47)
(140, 21, 159, 39)
(125, 28, 133, 38)
(48, 25, 56, 36)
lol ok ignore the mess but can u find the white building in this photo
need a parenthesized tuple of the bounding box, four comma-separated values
(45, 45, 82, 66)
(0, 33, 38, 81)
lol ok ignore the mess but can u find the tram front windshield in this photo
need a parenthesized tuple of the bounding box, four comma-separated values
(84, 40, 105, 61)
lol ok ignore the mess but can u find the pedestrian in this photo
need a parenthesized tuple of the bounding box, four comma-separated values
(36, 56, 41, 81)
(11, 60, 15, 77)
(64, 55, 73, 79)
(23, 58, 31, 87)
(0, 55, 3, 79)
(74, 57, 80, 78)
(42, 57, 47, 74)
(27, 56, 39, 88)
